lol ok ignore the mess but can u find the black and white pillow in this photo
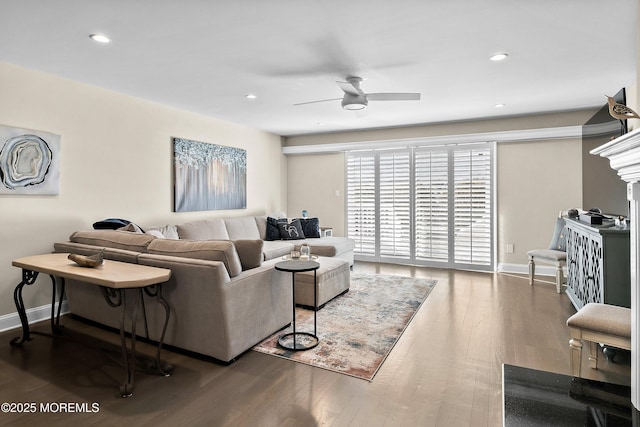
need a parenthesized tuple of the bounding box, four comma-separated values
(277, 219, 306, 240)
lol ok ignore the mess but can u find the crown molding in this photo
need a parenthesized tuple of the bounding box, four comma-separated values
(282, 125, 583, 155)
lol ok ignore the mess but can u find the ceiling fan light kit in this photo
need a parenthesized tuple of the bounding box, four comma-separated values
(342, 94, 368, 110)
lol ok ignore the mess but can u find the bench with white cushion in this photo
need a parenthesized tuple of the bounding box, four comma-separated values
(566, 303, 631, 377)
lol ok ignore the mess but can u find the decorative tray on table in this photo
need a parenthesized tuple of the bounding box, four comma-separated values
(281, 253, 319, 261)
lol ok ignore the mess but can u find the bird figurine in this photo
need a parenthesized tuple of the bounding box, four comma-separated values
(606, 95, 640, 134)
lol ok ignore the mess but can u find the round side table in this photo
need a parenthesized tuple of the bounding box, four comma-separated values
(275, 259, 320, 351)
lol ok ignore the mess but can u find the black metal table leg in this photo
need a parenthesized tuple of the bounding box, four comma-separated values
(10, 269, 39, 347)
(50, 276, 65, 335)
(313, 269, 317, 336)
(119, 289, 141, 398)
(143, 284, 173, 376)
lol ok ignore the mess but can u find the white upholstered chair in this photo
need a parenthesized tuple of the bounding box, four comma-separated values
(527, 217, 567, 293)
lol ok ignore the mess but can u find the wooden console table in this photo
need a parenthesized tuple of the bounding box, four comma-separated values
(11, 253, 173, 397)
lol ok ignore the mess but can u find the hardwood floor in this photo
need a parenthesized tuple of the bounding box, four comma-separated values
(0, 262, 631, 426)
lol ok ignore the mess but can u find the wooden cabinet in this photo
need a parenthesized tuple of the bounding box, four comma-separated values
(565, 218, 630, 310)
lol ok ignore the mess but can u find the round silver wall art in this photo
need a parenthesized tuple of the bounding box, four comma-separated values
(0, 134, 52, 190)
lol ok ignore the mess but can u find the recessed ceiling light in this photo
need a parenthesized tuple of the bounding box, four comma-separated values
(489, 53, 508, 61)
(89, 33, 111, 43)
(495, 103, 506, 108)
(245, 94, 257, 99)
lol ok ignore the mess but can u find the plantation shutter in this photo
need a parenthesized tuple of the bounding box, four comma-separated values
(346, 153, 376, 256)
(379, 151, 411, 259)
(414, 149, 449, 262)
(346, 142, 494, 271)
(453, 146, 492, 266)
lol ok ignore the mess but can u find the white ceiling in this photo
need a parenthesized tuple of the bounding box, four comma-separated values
(0, 1, 637, 137)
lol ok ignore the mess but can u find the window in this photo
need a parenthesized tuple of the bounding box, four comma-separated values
(346, 143, 494, 271)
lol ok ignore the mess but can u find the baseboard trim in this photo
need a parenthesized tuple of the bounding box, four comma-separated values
(498, 263, 564, 277)
(0, 302, 69, 333)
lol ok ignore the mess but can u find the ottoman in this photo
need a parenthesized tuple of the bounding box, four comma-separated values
(294, 256, 350, 310)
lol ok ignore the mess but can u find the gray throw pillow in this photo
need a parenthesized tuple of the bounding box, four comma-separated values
(548, 218, 568, 251)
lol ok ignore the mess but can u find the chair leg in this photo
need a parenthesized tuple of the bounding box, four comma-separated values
(569, 338, 583, 377)
(528, 258, 535, 286)
(555, 264, 564, 294)
(588, 341, 598, 370)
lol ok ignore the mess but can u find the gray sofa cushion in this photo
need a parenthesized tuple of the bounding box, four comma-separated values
(262, 240, 295, 260)
(233, 239, 264, 270)
(224, 217, 261, 240)
(255, 216, 267, 240)
(147, 239, 242, 277)
(70, 230, 155, 253)
(177, 218, 230, 240)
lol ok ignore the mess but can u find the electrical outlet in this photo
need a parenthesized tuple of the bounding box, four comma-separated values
(506, 244, 514, 254)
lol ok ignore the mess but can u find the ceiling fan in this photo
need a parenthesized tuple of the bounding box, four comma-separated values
(294, 76, 421, 110)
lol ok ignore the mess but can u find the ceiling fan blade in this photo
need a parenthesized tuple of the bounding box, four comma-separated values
(367, 93, 421, 101)
(336, 81, 361, 96)
(293, 98, 342, 106)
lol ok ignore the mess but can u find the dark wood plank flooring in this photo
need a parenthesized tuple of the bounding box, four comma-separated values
(0, 262, 631, 426)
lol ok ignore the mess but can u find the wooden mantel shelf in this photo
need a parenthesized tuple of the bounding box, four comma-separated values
(591, 127, 640, 183)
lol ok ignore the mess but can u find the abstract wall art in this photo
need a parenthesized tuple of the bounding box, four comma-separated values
(0, 125, 60, 195)
(173, 137, 246, 212)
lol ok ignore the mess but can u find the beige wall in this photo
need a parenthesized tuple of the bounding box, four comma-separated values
(498, 138, 582, 265)
(284, 112, 596, 270)
(286, 153, 345, 236)
(0, 62, 285, 317)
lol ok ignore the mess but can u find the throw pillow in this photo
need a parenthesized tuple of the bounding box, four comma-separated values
(278, 218, 306, 240)
(548, 218, 568, 251)
(266, 216, 287, 240)
(145, 229, 166, 239)
(145, 224, 179, 239)
(118, 223, 144, 233)
(233, 240, 264, 270)
(298, 217, 320, 238)
(94, 218, 134, 230)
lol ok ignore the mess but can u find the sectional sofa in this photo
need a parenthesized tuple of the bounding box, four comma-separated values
(53, 213, 355, 363)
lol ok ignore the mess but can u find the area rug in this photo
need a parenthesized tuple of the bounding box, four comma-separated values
(252, 273, 436, 381)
